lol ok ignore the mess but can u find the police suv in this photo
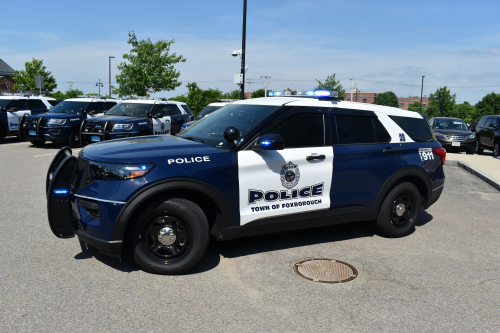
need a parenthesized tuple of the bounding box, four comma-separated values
(0, 94, 56, 143)
(180, 99, 237, 131)
(46, 90, 446, 275)
(19, 97, 119, 147)
(80, 98, 193, 145)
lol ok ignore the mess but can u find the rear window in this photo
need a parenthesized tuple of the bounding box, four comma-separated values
(390, 116, 435, 142)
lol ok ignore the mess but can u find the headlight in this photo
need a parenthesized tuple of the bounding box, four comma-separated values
(113, 124, 133, 130)
(89, 162, 155, 180)
(469, 134, 475, 139)
(434, 132, 443, 137)
(47, 119, 66, 125)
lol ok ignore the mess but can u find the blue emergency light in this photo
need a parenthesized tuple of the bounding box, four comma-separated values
(54, 189, 68, 195)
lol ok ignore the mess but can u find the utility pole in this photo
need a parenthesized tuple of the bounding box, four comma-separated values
(246, 77, 255, 98)
(420, 76, 425, 113)
(350, 78, 353, 101)
(260, 76, 271, 97)
(67, 81, 73, 91)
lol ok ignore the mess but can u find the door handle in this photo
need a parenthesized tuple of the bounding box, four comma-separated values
(383, 147, 397, 154)
(306, 154, 325, 161)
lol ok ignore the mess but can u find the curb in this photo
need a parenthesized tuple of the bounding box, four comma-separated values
(447, 159, 500, 191)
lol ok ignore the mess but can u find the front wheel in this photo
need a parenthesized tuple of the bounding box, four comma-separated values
(132, 198, 209, 275)
(494, 141, 499, 158)
(475, 140, 483, 154)
(67, 128, 81, 148)
(374, 182, 421, 238)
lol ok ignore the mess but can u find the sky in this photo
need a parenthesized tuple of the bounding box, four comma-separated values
(1, 0, 499, 104)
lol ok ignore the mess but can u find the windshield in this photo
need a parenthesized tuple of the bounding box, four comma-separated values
(179, 104, 281, 149)
(433, 119, 469, 131)
(49, 101, 91, 114)
(0, 100, 12, 109)
(195, 106, 223, 120)
(106, 103, 153, 117)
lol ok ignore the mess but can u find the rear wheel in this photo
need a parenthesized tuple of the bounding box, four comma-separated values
(375, 182, 421, 238)
(67, 128, 81, 148)
(494, 141, 499, 158)
(475, 140, 483, 154)
(132, 198, 209, 275)
(30, 140, 46, 146)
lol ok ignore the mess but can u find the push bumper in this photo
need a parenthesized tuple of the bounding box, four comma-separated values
(46, 147, 123, 257)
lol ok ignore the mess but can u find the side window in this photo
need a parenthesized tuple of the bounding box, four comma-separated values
(167, 105, 182, 116)
(154, 105, 169, 116)
(265, 113, 325, 148)
(490, 118, 498, 127)
(104, 102, 116, 110)
(336, 114, 375, 144)
(429, 118, 434, 127)
(390, 116, 435, 142)
(373, 118, 391, 143)
(181, 105, 193, 115)
(10, 100, 28, 110)
(90, 103, 105, 113)
(28, 100, 47, 110)
(484, 118, 493, 127)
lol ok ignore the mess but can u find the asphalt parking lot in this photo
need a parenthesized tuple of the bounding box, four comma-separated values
(1, 138, 499, 332)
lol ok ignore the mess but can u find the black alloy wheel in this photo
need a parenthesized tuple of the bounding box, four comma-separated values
(141, 215, 190, 261)
(374, 182, 421, 238)
(494, 141, 499, 158)
(475, 140, 483, 154)
(67, 128, 81, 148)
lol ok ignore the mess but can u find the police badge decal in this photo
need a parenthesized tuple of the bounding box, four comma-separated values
(280, 161, 300, 189)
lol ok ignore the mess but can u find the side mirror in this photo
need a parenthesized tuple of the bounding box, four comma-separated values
(153, 113, 164, 118)
(223, 126, 240, 142)
(250, 133, 285, 151)
(8, 107, 18, 112)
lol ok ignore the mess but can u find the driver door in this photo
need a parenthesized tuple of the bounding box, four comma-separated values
(6, 100, 29, 132)
(151, 105, 171, 135)
(238, 107, 333, 226)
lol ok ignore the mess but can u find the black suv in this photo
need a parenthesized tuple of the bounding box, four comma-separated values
(429, 117, 476, 154)
(475, 115, 500, 158)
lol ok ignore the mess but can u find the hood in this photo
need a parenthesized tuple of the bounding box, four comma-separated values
(37, 112, 82, 120)
(433, 129, 473, 135)
(81, 135, 219, 163)
(88, 116, 148, 124)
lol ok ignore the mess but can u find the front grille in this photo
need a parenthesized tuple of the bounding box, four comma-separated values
(443, 134, 467, 142)
(84, 121, 106, 134)
(71, 152, 95, 192)
(23, 117, 39, 129)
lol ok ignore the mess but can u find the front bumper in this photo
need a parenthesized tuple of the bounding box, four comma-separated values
(46, 147, 123, 257)
(437, 139, 475, 151)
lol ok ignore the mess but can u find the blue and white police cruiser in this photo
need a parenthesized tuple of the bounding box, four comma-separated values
(19, 96, 119, 147)
(180, 99, 238, 131)
(46, 90, 446, 274)
(0, 94, 56, 144)
(80, 98, 193, 144)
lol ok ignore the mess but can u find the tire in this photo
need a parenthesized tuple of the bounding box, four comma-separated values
(67, 127, 81, 148)
(494, 141, 499, 158)
(0, 127, 5, 144)
(30, 140, 46, 146)
(466, 149, 474, 155)
(374, 182, 421, 238)
(475, 140, 483, 154)
(132, 198, 209, 275)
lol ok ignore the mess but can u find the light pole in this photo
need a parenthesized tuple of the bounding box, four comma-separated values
(96, 79, 103, 96)
(240, 0, 247, 100)
(420, 76, 425, 113)
(109, 56, 115, 98)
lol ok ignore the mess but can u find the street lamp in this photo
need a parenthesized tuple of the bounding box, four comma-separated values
(231, 0, 247, 100)
(420, 76, 425, 113)
(109, 56, 115, 98)
(96, 79, 103, 96)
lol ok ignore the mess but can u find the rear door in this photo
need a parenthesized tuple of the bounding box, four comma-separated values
(238, 107, 333, 226)
(151, 105, 171, 135)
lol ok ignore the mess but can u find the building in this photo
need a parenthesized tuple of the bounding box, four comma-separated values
(344, 87, 429, 110)
(0, 59, 18, 95)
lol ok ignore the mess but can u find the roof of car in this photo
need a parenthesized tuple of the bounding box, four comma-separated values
(0, 95, 56, 100)
(232, 97, 423, 119)
(65, 98, 119, 103)
(121, 99, 187, 105)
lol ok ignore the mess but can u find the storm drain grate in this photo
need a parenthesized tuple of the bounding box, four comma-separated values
(292, 258, 358, 283)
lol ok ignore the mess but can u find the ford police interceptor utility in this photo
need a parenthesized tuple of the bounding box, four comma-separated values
(180, 99, 238, 131)
(19, 97, 118, 147)
(80, 98, 193, 145)
(46, 90, 446, 275)
(0, 94, 56, 144)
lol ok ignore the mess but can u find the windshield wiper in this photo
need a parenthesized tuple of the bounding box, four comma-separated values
(182, 136, 205, 144)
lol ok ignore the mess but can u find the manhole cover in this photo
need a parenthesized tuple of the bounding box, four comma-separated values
(292, 258, 358, 283)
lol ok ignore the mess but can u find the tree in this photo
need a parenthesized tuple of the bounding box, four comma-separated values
(224, 89, 244, 100)
(314, 74, 345, 99)
(373, 91, 399, 108)
(13, 58, 57, 93)
(251, 88, 266, 98)
(408, 101, 426, 113)
(114, 31, 186, 97)
(48, 89, 84, 100)
(475, 92, 500, 118)
(426, 86, 456, 118)
(170, 82, 225, 115)
(454, 103, 477, 123)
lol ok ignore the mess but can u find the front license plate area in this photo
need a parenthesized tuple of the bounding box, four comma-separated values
(91, 136, 101, 142)
(452, 142, 460, 147)
(29, 130, 36, 136)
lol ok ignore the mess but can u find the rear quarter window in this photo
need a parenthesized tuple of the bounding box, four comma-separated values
(390, 116, 435, 142)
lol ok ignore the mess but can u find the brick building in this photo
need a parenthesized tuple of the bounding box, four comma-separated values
(344, 87, 429, 110)
(0, 59, 18, 95)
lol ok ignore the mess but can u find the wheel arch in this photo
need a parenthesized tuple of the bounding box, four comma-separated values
(374, 167, 432, 211)
(112, 179, 234, 245)
(136, 126, 152, 135)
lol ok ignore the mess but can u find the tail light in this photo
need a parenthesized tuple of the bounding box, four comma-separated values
(433, 147, 446, 164)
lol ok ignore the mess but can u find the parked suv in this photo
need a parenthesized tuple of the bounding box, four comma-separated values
(428, 117, 476, 154)
(19, 97, 119, 147)
(46, 90, 445, 275)
(0, 94, 56, 143)
(475, 115, 500, 158)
